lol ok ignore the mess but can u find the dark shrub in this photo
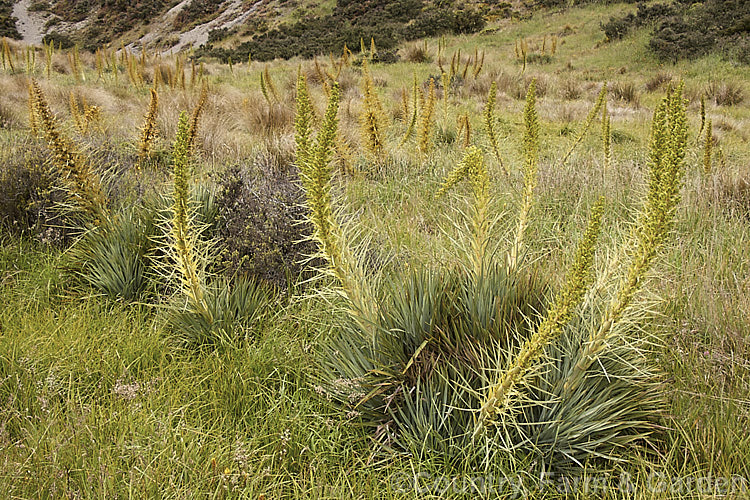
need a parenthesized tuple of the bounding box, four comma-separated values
(0, 142, 71, 245)
(649, 16, 712, 62)
(601, 2, 677, 41)
(200, 0, 485, 63)
(0, 0, 21, 39)
(214, 165, 319, 290)
(42, 32, 75, 49)
(601, 13, 637, 40)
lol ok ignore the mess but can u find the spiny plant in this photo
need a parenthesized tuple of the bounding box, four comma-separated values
(294, 77, 377, 335)
(484, 81, 507, 175)
(167, 112, 208, 316)
(508, 80, 539, 273)
(261, 65, 280, 103)
(563, 85, 688, 395)
(472, 49, 484, 78)
(297, 81, 689, 472)
(187, 83, 209, 156)
(27, 82, 38, 137)
(602, 99, 612, 170)
(399, 74, 419, 146)
(359, 61, 387, 157)
(417, 77, 436, 156)
(138, 88, 160, 166)
(456, 114, 471, 149)
(44, 40, 53, 78)
(697, 93, 706, 142)
(703, 119, 713, 174)
(68, 92, 101, 136)
(559, 83, 608, 168)
(69, 207, 156, 301)
(160, 112, 270, 349)
(69, 92, 86, 135)
(29, 79, 109, 224)
(1, 38, 14, 72)
(441, 71, 449, 118)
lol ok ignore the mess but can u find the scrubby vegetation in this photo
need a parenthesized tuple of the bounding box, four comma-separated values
(603, 0, 750, 64)
(1, 2, 749, 497)
(200, 0, 487, 62)
(0, 0, 20, 39)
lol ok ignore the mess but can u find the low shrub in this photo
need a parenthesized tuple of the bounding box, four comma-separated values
(214, 164, 319, 290)
(0, 141, 71, 245)
(0, 0, 20, 39)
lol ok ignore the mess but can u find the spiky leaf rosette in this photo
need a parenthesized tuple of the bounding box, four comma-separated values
(69, 207, 156, 301)
(312, 82, 682, 474)
(168, 276, 270, 349)
(153, 112, 269, 349)
(320, 263, 548, 454)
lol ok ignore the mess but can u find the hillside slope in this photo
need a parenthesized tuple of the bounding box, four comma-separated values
(4, 0, 749, 65)
(10, 0, 505, 54)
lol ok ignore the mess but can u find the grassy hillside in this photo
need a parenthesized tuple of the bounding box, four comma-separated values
(1, 2, 750, 497)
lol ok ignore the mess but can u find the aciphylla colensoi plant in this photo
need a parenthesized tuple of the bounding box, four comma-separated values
(295, 74, 688, 474)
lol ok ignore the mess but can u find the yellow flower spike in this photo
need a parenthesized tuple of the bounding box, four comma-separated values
(508, 79, 539, 273)
(138, 88, 159, 166)
(564, 84, 688, 396)
(475, 196, 606, 437)
(484, 81, 508, 176)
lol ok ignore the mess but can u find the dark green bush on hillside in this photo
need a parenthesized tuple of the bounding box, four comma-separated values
(601, 2, 677, 41)
(173, 0, 224, 30)
(0, 0, 21, 39)
(42, 0, 169, 46)
(201, 0, 485, 63)
(42, 32, 75, 49)
(650, 0, 750, 63)
(601, 0, 749, 63)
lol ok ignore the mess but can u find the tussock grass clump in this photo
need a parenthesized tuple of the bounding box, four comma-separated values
(706, 80, 745, 107)
(401, 42, 431, 63)
(297, 81, 689, 471)
(559, 78, 582, 100)
(645, 71, 672, 92)
(611, 80, 639, 106)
